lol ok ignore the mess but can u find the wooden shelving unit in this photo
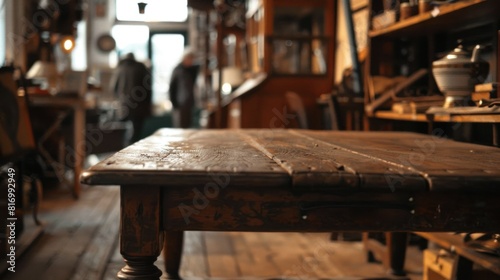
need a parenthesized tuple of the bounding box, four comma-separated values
(366, 0, 500, 130)
(369, 0, 500, 38)
(363, 3, 500, 274)
(208, 0, 337, 129)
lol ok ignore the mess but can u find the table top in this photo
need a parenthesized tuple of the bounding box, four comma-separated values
(81, 129, 500, 193)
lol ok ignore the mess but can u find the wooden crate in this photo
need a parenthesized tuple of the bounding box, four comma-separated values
(423, 249, 454, 280)
(423, 248, 500, 280)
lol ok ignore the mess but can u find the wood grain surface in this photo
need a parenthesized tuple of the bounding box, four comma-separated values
(82, 128, 500, 193)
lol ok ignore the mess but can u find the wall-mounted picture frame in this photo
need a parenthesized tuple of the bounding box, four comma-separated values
(95, 0, 107, 18)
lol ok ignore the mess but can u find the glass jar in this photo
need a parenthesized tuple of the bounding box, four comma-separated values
(419, 0, 431, 14)
(400, 2, 412, 20)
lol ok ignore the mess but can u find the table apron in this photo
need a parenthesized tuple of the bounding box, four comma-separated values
(156, 186, 500, 232)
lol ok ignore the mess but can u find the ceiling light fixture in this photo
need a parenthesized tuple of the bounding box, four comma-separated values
(138, 2, 147, 14)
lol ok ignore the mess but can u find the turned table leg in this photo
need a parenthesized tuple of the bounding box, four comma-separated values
(118, 256, 162, 279)
(163, 231, 184, 279)
(118, 185, 162, 280)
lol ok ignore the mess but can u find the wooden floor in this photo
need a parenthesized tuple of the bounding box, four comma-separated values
(2, 185, 424, 280)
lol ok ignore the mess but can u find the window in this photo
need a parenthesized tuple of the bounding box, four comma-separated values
(0, 0, 5, 64)
(150, 33, 185, 106)
(71, 21, 86, 71)
(111, 26, 186, 109)
(111, 25, 150, 62)
(116, 0, 188, 22)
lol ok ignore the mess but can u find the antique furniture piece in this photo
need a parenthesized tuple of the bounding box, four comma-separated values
(205, 0, 336, 129)
(81, 128, 500, 279)
(29, 94, 86, 198)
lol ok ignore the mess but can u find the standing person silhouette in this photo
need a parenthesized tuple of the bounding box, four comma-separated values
(169, 49, 200, 128)
(111, 52, 152, 144)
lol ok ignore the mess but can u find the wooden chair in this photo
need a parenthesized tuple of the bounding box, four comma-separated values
(0, 66, 36, 165)
(0, 65, 42, 227)
(285, 91, 309, 129)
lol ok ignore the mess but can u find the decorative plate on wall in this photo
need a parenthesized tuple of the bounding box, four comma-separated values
(97, 34, 116, 52)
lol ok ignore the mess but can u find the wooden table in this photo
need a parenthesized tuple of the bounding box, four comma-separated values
(81, 129, 500, 279)
(30, 94, 86, 198)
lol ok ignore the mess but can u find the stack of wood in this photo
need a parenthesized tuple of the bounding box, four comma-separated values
(391, 96, 444, 114)
(471, 82, 497, 103)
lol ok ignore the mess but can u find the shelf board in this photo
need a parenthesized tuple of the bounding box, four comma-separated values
(374, 110, 500, 123)
(374, 111, 429, 122)
(369, 0, 500, 38)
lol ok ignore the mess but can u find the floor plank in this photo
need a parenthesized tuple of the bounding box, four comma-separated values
(181, 231, 210, 279)
(204, 231, 240, 278)
(4, 186, 116, 280)
(71, 187, 120, 280)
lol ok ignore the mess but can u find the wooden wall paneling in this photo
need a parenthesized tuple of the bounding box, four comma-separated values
(497, 30, 500, 84)
(238, 77, 331, 129)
